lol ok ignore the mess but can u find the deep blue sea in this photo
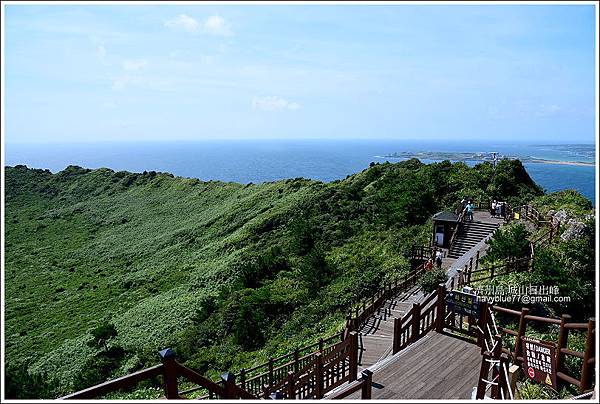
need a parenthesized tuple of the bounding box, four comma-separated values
(5, 140, 596, 205)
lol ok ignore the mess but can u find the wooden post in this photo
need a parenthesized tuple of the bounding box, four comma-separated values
(393, 316, 401, 354)
(555, 314, 570, 389)
(476, 352, 490, 399)
(491, 335, 502, 399)
(239, 368, 247, 390)
(361, 370, 373, 399)
(315, 353, 324, 399)
(290, 349, 299, 376)
(475, 250, 480, 270)
(221, 372, 236, 399)
(514, 308, 530, 362)
(435, 284, 446, 332)
(466, 264, 471, 285)
(268, 357, 274, 387)
(580, 318, 595, 393)
(498, 353, 510, 398)
(158, 348, 179, 399)
(508, 364, 520, 398)
(349, 331, 358, 381)
(469, 257, 473, 275)
(286, 371, 295, 399)
(319, 338, 324, 354)
(411, 302, 421, 343)
(477, 301, 489, 351)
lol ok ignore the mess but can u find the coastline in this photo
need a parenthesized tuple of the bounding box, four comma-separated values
(376, 155, 595, 167)
(527, 159, 595, 167)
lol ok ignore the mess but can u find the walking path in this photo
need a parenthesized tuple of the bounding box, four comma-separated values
(341, 332, 483, 399)
(346, 211, 504, 397)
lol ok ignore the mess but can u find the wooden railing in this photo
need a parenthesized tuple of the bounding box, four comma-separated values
(475, 306, 514, 400)
(491, 306, 596, 394)
(61, 348, 256, 400)
(261, 332, 359, 399)
(408, 244, 434, 266)
(345, 263, 428, 335)
(392, 284, 453, 354)
(228, 331, 344, 397)
(388, 281, 596, 398)
(456, 201, 561, 286)
(448, 208, 466, 249)
(329, 369, 373, 400)
(459, 256, 533, 286)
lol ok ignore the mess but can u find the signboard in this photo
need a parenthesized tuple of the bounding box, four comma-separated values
(445, 290, 481, 318)
(522, 337, 557, 389)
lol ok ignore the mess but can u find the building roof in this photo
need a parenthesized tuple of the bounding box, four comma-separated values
(432, 211, 459, 222)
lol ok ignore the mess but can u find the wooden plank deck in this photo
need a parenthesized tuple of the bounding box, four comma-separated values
(341, 332, 482, 400)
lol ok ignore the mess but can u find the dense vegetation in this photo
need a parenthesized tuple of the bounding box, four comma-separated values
(4, 159, 544, 398)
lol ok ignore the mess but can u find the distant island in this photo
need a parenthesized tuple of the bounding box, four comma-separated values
(378, 151, 595, 167)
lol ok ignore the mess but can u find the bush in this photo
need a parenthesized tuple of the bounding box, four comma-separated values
(483, 223, 531, 262)
(419, 269, 447, 293)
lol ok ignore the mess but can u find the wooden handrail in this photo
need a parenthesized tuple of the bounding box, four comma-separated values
(448, 208, 466, 248)
(175, 364, 227, 397)
(61, 364, 164, 399)
(329, 369, 372, 400)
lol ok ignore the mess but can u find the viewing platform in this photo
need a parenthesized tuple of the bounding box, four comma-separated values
(339, 332, 481, 399)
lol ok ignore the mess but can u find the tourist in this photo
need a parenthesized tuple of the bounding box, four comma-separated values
(491, 200, 497, 218)
(435, 250, 443, 269)
(425, 258, 434, 271)
(459, 197, 467, 214)
(466, 199, 474, 221)
(499, 201, 506, 218)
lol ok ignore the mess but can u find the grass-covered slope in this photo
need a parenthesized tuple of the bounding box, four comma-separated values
(4, 159, 542, 398)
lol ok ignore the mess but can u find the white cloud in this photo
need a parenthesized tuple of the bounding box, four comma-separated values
(203, 15, 232, 36)
(123, 59, 148, 71)
(252, 96, 301, 111)
(165, 14, 200, 33)
(164, 14, 232, 36)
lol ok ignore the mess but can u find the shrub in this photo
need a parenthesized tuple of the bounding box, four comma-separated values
(419, 268, 447, 293)
(483, 223, 531, 262)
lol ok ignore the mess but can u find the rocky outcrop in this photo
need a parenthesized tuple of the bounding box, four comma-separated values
(547, 209, 593, 241)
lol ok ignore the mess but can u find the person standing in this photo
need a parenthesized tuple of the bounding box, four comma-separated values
(425, 258, 434, 271)
(435, 249, 443, 269)
(466, 200, 474, 221)
(491, 200, 497, 218)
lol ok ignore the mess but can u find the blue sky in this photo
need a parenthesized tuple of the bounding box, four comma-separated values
(3, 4, 597, 143)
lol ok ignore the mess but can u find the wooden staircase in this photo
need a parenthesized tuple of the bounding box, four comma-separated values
(448, 221, 498, 259)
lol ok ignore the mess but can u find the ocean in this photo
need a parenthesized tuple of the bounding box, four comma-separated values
(4, 140, 596, 205)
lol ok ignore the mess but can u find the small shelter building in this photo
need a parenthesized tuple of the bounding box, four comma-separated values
(432, 211, 459, 248)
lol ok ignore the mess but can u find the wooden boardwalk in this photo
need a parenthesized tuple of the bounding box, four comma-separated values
(357, 285, 424, 368)
(343, 210, 504, 399)
(335, 332, 482, 400)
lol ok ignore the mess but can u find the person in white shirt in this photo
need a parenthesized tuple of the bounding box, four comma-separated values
(435, 250, 443, 269)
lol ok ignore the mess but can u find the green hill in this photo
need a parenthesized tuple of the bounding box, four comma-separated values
(4, 159, 543, 398)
